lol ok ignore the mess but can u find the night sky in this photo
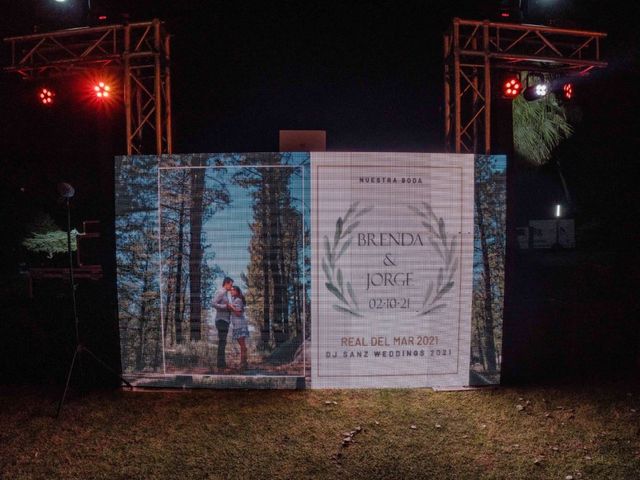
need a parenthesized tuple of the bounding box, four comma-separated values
(1, 0, 639, 271)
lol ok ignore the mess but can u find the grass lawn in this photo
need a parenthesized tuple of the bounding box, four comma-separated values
(1, 380, 639, 479)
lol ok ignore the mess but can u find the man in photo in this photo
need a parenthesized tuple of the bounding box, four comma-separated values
(212, 276, 234, 370)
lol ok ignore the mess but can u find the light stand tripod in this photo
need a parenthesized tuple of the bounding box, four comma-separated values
(56, 182, 131, 418)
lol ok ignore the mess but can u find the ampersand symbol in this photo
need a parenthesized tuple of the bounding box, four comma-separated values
(383, 254, 396, 267)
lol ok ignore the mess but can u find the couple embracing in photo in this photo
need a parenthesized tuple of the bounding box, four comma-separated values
(212, 277, 249, 372)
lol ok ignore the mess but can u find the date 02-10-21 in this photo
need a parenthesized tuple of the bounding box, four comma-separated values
(368, 298, 410, 309)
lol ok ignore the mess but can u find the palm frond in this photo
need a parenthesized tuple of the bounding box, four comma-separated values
(513, 94, 572, 166)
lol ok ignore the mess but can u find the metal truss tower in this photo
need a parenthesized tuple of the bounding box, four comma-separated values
(444, 18, 607, 154)
(4, 19, 172, 155)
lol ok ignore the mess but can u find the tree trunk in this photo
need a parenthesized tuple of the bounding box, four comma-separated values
(189, 159, 205, 341)
(475, 314, 486, 371)
(260, 192, 271, 349)
(121, 316, 131, 372)
(173, 198, 186, 343)
(163, 265, 173, 346)
(476, 188, 498, 372)
(274, 192, 288, 345)
(293, 253, 302, 338)
(135, 314, 146, 371)
(135, 256, 151, 371)
(293, 223, 303, 337)
(271, 182, 287, 346)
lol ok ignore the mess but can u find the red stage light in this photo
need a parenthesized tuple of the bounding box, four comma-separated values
(562, 83, 573, 100)
(502, 77, 522, 99)
(94, 81, 111, 99)
(39, 88, 55, 105)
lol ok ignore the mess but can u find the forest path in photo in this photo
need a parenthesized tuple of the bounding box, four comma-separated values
(161, 338, 308, 377)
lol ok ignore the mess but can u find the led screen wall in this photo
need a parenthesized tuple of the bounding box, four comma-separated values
(115, 153, 505, 388)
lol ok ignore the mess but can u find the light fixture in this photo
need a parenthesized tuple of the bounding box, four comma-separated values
(522, 82, 549, 101)
(39, 87, 55, 105)
(502, 75, 522, 99)
(93, 81, 111, 98)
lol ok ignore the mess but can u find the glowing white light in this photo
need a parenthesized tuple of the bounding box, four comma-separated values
(555, 204, 561, 218)
(535, 84, 548, 97)
(523, 82, 551, 101)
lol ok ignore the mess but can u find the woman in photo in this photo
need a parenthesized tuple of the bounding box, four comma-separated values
(229, 286, 249, 371)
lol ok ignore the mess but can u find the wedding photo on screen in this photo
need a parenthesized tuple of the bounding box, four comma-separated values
(115, 153, 310, 387)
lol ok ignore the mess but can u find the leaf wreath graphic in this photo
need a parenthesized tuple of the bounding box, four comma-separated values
(322, 202, 372, 317)
(408, 202, 459, 316)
